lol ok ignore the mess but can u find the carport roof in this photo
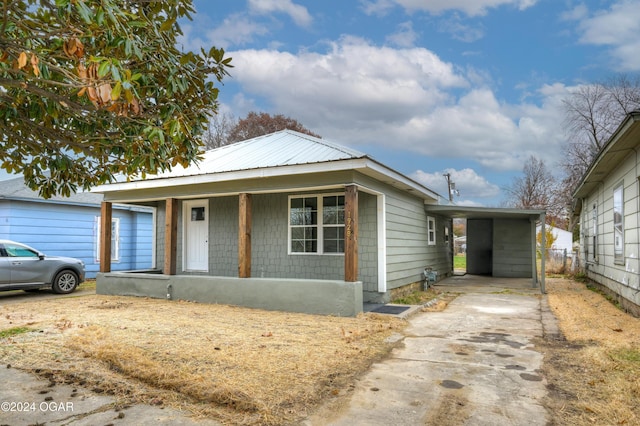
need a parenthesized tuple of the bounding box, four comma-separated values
(424, 205, 546, 220)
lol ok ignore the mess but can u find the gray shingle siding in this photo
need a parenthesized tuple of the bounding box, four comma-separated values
(158, 192, 379, 287)
(358, 191, 379, 292)
(152, 182, 450, 300)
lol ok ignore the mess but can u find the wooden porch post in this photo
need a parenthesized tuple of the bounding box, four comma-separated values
(99, 202, 112, 273)
(238, 193, 252, 278)
(345, 185, 359, 282)
(164, 198, 178, 275)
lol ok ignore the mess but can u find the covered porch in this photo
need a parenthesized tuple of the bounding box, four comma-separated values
(95, 185, 366, 317)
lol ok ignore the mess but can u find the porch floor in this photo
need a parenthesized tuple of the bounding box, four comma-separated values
(364, 274, 542, 318)
(433, 274, 541, 294)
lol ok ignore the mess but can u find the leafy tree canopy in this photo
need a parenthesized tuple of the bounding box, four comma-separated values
(1, 0, 232, 198)
(227, 111, 321, 143)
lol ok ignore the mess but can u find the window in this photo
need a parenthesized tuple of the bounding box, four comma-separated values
(96, 217, 120, 262)
(1, 242, 39, 258)
(427, 216, 436, 245)
(289, 194, 345, 254)
(191, 206, 205, 221)
(613, 183, 624, 262)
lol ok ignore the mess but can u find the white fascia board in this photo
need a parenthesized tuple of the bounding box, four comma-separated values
(93, 159, 370, 193)
(93, 158, 440, 202)
(360, 159, 440, 201)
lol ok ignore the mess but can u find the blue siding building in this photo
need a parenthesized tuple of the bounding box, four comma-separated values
(0, 177, 155, 278)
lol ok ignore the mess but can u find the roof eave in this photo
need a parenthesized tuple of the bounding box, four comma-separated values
(572, 111, 640, 200)
(93, 157, 442, 202)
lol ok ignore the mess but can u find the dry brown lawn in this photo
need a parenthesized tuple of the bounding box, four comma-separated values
(542, 276, 640, 425)
(1, 277, 639, 425)
(0, 293, 405, 425)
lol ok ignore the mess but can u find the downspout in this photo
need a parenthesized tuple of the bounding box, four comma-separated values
(531, 217, 537, 288)
(540, 212, 546, 294)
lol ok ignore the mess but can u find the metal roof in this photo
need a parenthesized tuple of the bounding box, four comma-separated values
(94, 129, 444, 202)
(154, 130, 368, 178)
(0, 176, 103, 205)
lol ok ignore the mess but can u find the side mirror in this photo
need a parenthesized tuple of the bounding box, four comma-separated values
(38, 254, 45, 260)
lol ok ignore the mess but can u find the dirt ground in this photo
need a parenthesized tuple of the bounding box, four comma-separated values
(0, 277, 639, 425)
(0, 291, 405, 425)
(541, 276, 640, 425)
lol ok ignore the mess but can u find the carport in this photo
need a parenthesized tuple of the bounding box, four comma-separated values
(425, 205, 546, 293)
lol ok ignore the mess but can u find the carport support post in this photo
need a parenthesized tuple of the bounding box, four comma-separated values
(539, 213, 546, 293)
(99, 202, 112, 273)
(345, 185, 358, 282)
(238, 193, 252, 278)
(164, 198, 178, 275)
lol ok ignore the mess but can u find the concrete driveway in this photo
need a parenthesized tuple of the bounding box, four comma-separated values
(306, 278, 556, 425)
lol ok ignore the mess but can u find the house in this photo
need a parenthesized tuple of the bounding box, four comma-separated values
(572, 110, 640, 316)
(93, 130, 546, 316)
(536, 224, 573, 256)
(0, 177, 155, 278)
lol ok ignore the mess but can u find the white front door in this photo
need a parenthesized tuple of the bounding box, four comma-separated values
(184, 200, 209, 272)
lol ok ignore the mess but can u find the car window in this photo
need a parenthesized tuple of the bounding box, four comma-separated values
(4, 243, 39, 258)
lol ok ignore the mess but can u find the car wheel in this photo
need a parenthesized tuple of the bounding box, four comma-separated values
(52, 270, 79, 294)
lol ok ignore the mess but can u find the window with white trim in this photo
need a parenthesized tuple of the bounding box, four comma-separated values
(427, 216, 436, 245)
(96, 217, 120, 262)
(289, 194, 345, 254)
(613, 183, 624, 263)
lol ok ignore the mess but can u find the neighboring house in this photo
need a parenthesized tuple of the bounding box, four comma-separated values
(0, 177, 155, 278)
(93, 130, 546, 316)
(536, 225, 573, 257)
(572, 110, 640, 316)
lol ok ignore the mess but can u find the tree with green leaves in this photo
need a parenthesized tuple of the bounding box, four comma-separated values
(0, 0, 232, 198)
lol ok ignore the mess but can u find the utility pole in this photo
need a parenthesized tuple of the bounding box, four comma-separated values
(443, 173, 453, 202)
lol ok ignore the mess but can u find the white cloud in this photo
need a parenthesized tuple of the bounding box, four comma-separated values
(226, 37, 569, 173)
(248, 0, 313, 27)
(560, 4, 588, 22)
(360, 0, 396, 16)
(178, 14, 269, 50)
(412, 168, 501, 200)
(386, 21, 419, 47)
(438, 15, 485, 42)
(574, 0, 640, 71)
(392, 0, 538, 16)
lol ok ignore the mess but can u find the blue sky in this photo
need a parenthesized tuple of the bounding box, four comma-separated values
(3, 1, 638, 207)
(174, 0, 640, 206)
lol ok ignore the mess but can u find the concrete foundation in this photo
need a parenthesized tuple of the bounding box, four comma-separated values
(96, 272, 363, 317)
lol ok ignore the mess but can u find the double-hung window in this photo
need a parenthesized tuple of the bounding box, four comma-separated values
(613, 183, 624, 263)
(427, 216, 436, 245)
(289, 194, 345, 254)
